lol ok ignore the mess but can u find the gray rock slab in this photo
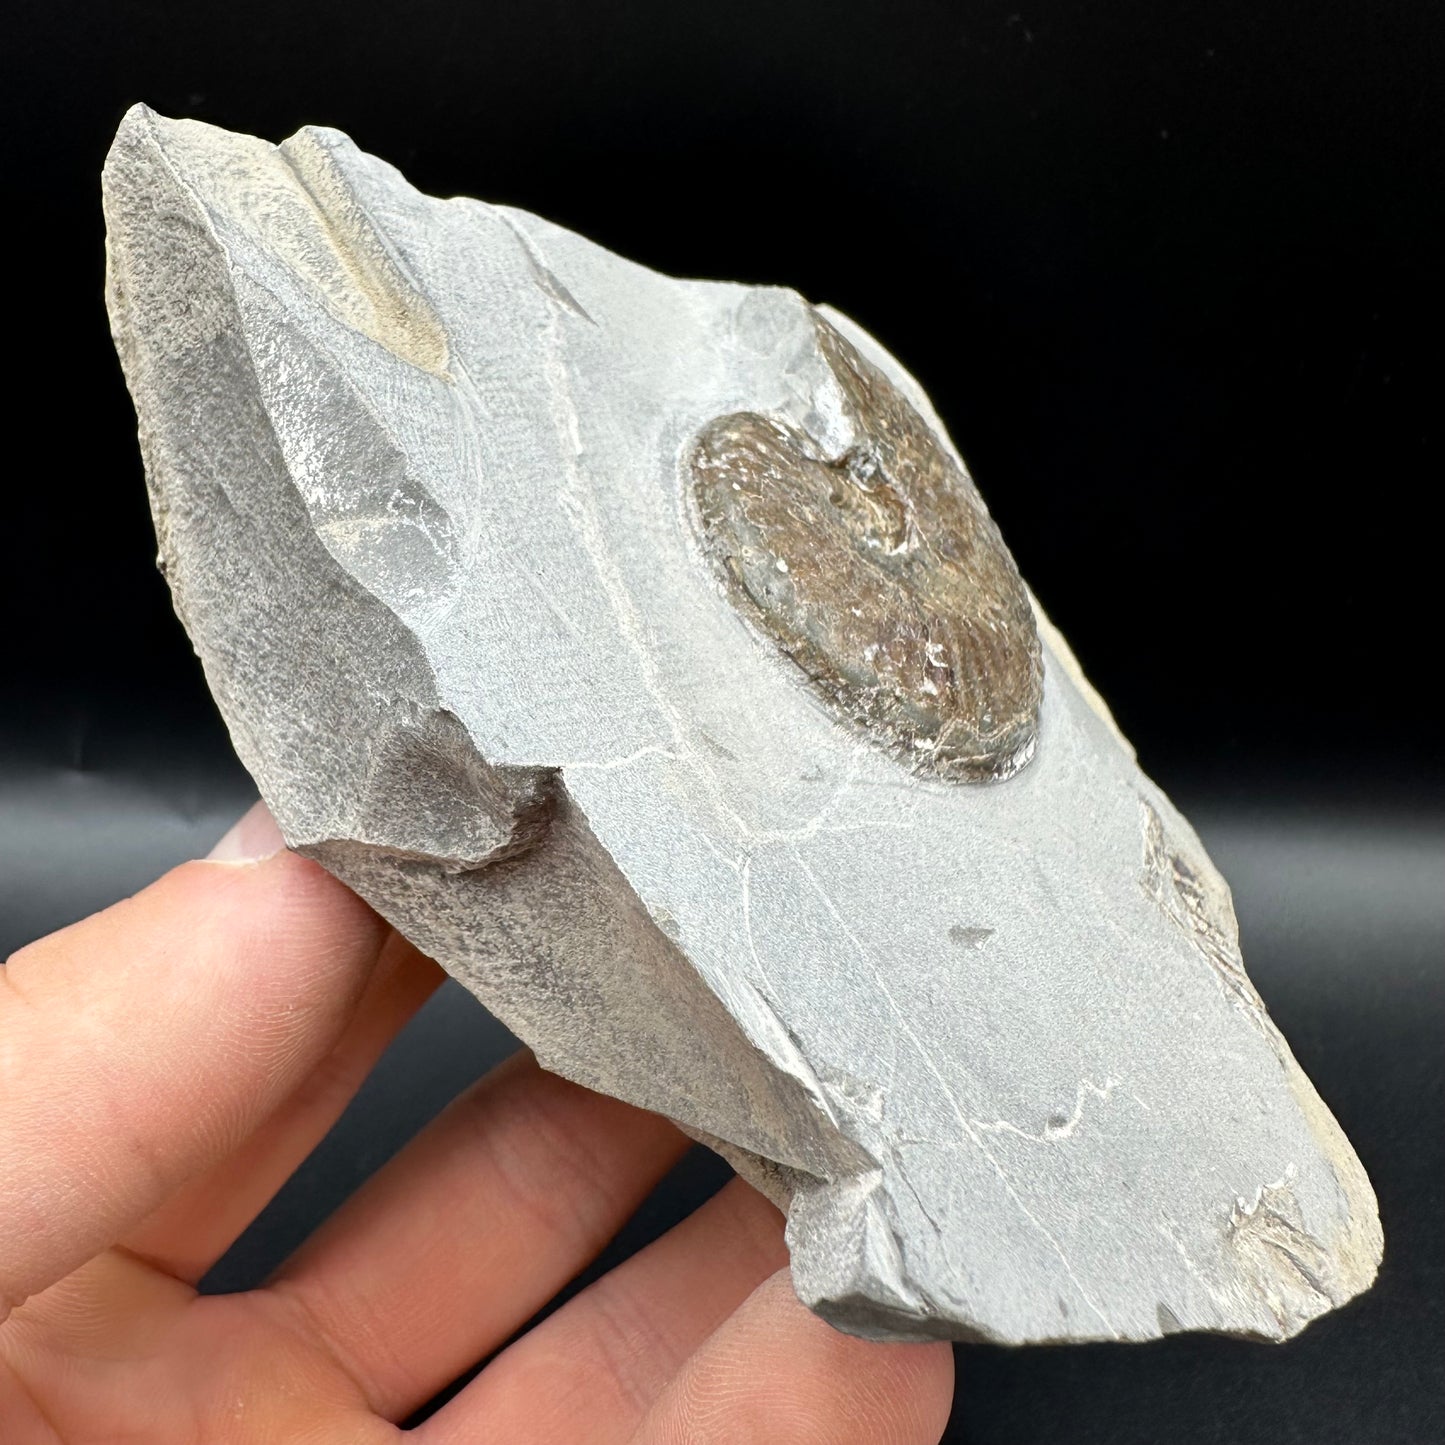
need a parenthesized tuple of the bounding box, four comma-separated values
(102, 105, 1381, 1345)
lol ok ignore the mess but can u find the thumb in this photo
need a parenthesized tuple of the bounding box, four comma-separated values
(0, 807, 388, 1320)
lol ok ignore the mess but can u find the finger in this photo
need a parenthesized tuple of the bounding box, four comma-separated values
(2, 1251, 396, 1445)
(261, 1053, 689, 1420)
(121, 926, 445, 1282)
(0, 842, 388, 1321)
(628, 1270, 954, 1445)
(420, 1177, 789, 1445)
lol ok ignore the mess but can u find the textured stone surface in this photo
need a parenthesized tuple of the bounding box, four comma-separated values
(103, 106, 1381, 1345)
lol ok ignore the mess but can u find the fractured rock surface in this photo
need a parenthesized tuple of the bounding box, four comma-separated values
(103, 106, 1381, 1344)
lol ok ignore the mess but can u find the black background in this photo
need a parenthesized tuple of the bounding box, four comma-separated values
(1, 2, 1441, 1441)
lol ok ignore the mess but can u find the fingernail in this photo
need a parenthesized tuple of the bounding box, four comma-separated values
(207, 800, 287, 862)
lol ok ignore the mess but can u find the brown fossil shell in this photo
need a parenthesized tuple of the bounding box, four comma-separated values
(690, 311, 1042, 781)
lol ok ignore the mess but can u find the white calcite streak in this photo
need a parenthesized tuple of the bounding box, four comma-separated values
(103, 106, 1381, 1344)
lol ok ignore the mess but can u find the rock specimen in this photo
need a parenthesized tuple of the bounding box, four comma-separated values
(103, 106, 1381, 1345)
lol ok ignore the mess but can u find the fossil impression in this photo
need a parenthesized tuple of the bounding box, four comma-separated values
(103, 106, 1381, 1345)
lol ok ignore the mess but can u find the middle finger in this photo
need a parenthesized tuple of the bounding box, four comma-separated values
(256, 1051, 688, 1421)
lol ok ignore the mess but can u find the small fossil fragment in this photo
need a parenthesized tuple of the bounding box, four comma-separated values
(103, 107, 1381, 1346)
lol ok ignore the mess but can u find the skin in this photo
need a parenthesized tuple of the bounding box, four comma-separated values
(0, 804, 954, 1444)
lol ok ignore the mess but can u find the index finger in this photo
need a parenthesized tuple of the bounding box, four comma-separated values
(0, 841, 387, 1320)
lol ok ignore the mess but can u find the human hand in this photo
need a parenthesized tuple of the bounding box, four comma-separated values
(1, 804, 954, 1443)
